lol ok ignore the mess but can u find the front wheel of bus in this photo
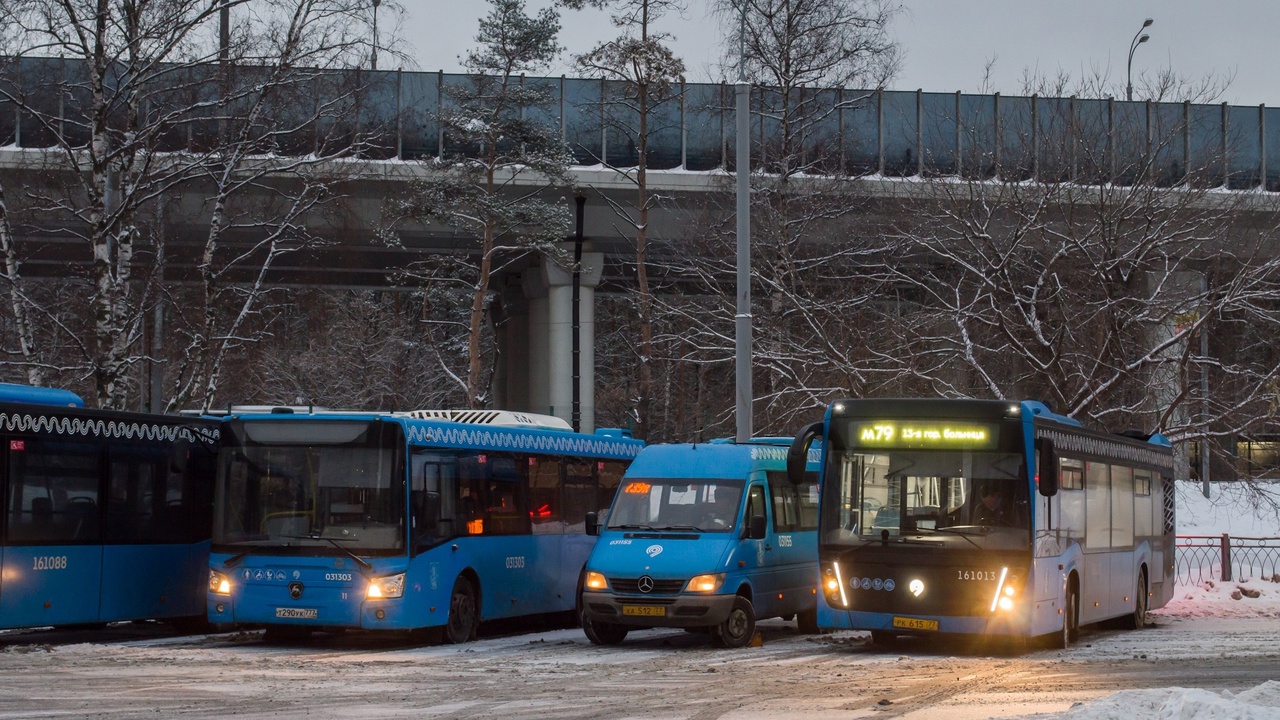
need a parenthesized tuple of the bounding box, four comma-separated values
(712, 596, 756, 649)
(1051, 588, 1078, 650)
(445, 577, 478, 644)
(581, 611, 628, 645)
(1125, 570, 1148, 630)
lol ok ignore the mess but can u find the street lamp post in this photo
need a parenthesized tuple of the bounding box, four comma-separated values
(1126, 17, 1153, 101)
(371, 0, 381, 71)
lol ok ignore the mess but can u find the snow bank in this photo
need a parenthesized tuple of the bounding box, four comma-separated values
(1020, 681, 1280, 720)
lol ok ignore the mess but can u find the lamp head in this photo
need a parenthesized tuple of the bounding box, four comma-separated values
(1142, 18, 1153, 28)
(1138, 34, 1149, 44)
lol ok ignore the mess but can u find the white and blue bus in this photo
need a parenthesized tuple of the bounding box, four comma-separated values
(206, 409, 644, 642)
(1, 383, 219, 631)
(788, 399, 1174, 648)
(580, 439, 821, 648)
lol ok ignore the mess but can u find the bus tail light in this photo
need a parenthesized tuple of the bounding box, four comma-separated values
(367, 573, 405, 599)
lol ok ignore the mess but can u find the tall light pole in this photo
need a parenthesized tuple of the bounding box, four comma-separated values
(371, 0, 381, 70)
(734, 6, 752, 443)
(1126, 17, 1152, 101)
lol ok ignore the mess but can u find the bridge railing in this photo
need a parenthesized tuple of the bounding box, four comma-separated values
(2, 57, 1278, 191)
(1176, 534, 1280, 585)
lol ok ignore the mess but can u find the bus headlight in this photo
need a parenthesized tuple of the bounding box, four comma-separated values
(584, 571, 609, 591)
(990, 568, 1022, 612)
(685, 573, 725, 593)
(209, 570, 231, 595)
(366, 573, 405, 599)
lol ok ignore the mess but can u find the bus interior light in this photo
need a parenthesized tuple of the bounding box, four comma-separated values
(366, 573, 405, 600)
(685, 573, 725, 593)
(584, 571, 609, 591)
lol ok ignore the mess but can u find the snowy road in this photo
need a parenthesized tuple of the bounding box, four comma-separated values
(0, 610, 1275, 720)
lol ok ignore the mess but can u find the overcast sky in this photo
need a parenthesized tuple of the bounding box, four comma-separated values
(401, 0, 1280, 107)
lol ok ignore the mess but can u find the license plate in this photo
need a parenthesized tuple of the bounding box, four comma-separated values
(621, 605, 666, 617)
(892, 616, 939, 631)
(275, 607, 318, 619)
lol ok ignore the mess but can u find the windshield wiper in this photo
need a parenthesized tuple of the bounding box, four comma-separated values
(929, 526, 983, 549)
(283, 534, 373, 571)
(653, 525, 706, 533)
(610, 524, 657, 531)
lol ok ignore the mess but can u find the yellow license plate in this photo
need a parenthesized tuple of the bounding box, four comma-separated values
(892, 616, 939, 631)
(622, 605, 666, 617)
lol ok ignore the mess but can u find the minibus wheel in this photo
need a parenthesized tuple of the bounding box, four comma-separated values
(712, 596, 756, 648)
(581, 611, 628, 645)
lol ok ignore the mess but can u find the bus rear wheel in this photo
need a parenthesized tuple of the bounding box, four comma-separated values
(445, 577, 478, 644)
(796, 607, 820, 634)
(712, 596, 756, 649)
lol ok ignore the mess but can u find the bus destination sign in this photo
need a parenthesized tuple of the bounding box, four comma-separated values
(852, 421, 999, 449)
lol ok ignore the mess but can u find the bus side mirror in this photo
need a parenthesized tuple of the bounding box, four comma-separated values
(585, 511, 599, 536)
(788, 421, 823, 485)
(1038, 438, 1059, 497)
(747, 515, 767, 540)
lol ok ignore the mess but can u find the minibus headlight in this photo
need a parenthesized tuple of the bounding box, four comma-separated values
(685, 573, 725, 593)
(367, 573, 405, 600)
(584, 571, 609, 591)
(209, 570, 231, 595)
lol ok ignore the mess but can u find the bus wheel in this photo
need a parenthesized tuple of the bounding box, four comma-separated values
(1051, 588, 1077, 650)
(1125, 570, 1148, 630)
(869, 630, 897, 646)
(581, 611, 628, 645)
(712, 596, 756, 649)
(445, 577, 478, 644)
(796, 607, 820, 634)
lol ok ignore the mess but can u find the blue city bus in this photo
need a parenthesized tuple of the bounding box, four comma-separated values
(580, 439, 820, 648)
(206, 409, 644, 642)
(1, 383, 219, 630)
(788, 399, 1175, 648)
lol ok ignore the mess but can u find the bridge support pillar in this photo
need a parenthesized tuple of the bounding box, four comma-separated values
(519, 249, 602, 433)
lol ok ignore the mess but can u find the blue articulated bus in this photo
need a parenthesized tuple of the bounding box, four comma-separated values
(580, 439, 821, 648)
(789, 399, 1174, 649)
(1, 383, 219, 631)
(206, 409, 644, 642)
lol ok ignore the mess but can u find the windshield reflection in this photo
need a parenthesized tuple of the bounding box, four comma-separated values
(608, 478, 743, 532)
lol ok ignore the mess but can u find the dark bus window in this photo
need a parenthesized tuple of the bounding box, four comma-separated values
(597, 460, 625, 516)
(529, 456, 564, 534)
(459, 453, 530, 536)
(563, 460, 596, 533)
(6, 439, 101, 544)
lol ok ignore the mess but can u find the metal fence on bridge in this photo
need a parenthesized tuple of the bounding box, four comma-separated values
(1176, 534, 1280, 585)
(3, 57, 1280, 191)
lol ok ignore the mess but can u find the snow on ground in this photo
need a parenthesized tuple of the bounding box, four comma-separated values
(1013, 480, 1280, 720)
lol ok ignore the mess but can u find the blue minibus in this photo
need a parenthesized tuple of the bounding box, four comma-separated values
(1, 382, 219, 630)
(580, 439, 820, 648)
(206, 408, 644, 642)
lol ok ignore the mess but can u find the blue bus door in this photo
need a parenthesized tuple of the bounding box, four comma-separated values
(99, 543, 206, 621)
(0, 545, 104, 628)
(741, 482, 784, 610)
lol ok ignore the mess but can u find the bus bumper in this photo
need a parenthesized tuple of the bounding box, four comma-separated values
(582, 590, 738, 628)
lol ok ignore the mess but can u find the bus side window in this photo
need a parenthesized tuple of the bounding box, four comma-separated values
(746, 485, 767, 527)
(529, 456, 564, 534)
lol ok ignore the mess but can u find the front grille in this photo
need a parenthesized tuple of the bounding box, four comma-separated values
(609, 577, 686, 594)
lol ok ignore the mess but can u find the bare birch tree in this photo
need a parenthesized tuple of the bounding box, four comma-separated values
(0, 0, 384, 410)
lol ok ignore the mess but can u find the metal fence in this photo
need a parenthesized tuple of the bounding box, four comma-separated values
(1176, 534, 1280, 585)
(3, 56, 1280, 190)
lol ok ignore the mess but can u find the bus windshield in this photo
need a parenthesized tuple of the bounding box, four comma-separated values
(213, 420, 405, 554)
(607, 478, 743, 532)
(823, 449, 1029, 546)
